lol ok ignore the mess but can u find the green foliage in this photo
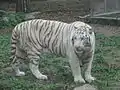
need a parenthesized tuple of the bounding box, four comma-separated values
(0, 12, 25, 29)
(1, 33, 120, 90)
(93, 34, 120, 90)
(0, 33, 11, 69)
(0, 10, 7, 17)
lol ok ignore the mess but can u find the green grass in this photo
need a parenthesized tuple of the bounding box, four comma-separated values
(0, 33, 120, 90)
(0, 13, 25, 29)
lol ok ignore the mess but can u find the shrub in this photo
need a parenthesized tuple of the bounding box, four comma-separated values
(0, 12, 25, 29)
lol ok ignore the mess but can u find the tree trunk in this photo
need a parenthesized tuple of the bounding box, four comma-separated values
(16, 0, 30, 12)
(26, 0, 30, 12)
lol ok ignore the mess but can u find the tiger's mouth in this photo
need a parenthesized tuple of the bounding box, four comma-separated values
(74, 46, 91, 53)
(75, 47, 82, 51)
(74, 47, 84, 54)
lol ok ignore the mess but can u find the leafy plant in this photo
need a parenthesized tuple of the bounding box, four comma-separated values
(0, 12, 25, 29)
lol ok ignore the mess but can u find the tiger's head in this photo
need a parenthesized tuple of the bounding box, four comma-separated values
(70, 21, 93, 53)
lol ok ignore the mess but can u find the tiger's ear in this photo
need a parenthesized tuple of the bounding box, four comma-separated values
(89, 30, 93, 34)
(74, 26, 78, 29)
(74, 21, 86, 29)
(74, 25, 81, 30)
(89, 27, 94, 34)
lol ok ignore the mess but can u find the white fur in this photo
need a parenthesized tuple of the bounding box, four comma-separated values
(67, 24, 95, 83)
(11, 20, 95, 83)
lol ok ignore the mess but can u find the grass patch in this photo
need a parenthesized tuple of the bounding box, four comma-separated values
(0, 12, 25, 29)
(0, 33, 120, 90)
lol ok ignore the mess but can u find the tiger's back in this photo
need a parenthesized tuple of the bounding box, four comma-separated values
(11, 19, 70, 62)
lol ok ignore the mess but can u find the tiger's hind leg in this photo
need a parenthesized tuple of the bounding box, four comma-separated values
(27, 51, 48, 80)
(12, 56, 25, 76)
(11, 46, 27, 76)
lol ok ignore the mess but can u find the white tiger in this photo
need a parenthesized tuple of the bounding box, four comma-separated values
(10, 19, 95, 83)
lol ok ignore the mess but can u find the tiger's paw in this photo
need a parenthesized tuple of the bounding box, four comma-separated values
(85, 75, 96, 83)
(74, 76, 86, 84)
(36, 74, 48, 80)
(16, 71, 25, 76)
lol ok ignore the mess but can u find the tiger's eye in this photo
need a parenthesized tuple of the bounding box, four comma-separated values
(81, 32, 84, 34)
(89, 31, 92, 34)
(74, 37, 77, 40)
(81, 37, 84, 40)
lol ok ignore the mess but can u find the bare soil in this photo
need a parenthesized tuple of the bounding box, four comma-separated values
(91, 24, 120, 36)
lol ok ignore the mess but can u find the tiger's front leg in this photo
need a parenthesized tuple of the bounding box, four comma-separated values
(84, 56, 95, 83)
(69, 52, 85, 84)
(84, 51, 95, 83)
(84, 33, 96, 83)
(28, 54, 48, 80)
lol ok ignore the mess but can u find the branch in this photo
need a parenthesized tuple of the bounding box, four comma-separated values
(78, 14, 90, 19)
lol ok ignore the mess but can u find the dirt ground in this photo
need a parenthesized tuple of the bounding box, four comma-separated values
(91, 24, 120, 36)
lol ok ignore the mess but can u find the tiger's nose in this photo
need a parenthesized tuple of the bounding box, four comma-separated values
(86, 41, 90, 44)
(84, 41, 91, 47)
(76, 46, 82, 51)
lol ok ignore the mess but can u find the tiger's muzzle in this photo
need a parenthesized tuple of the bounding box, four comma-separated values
(83, 37, 91, 47)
